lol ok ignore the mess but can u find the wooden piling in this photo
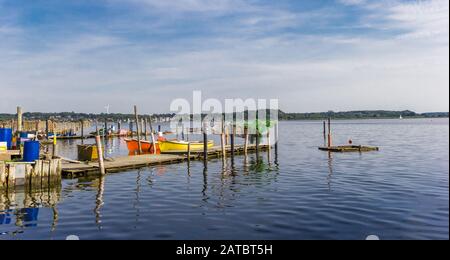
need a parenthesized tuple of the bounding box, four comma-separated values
(41, 160, 50, 188)
(267, 128, 271, 155)
(104, 119, 108, 137)
(149, 116, 157, 155)
(32, 160, 42, 189)
(256, 111, 260, 160)
(144, 118, 148, 141)
(230, 124, 235, 158)
(244, 126, 249, 155)
(95, 135, 106, 175)
(52, 134, 58, 158)
(0, 162, 6, 190)
(80, 120, 85, 139)
(17, 106, 23, 133)
(7, 164, 15, 189)
(323, 121, 327, 146)
(327, 118, 332, 148)
(203, 123, 208, 167)
(134, 106, 142, 154)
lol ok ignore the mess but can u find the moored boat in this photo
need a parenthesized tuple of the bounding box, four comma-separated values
(125, 139, 160, 154)
(159, 140, 214, 152)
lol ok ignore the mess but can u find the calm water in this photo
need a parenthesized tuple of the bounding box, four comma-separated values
(1, 119, 448, 240)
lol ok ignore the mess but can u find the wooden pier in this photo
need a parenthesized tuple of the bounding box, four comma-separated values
(61, 144, 269, 177)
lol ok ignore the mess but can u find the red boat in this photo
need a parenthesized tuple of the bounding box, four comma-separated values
(125, 139, 160, 155)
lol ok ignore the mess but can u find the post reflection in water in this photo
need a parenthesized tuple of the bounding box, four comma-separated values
(327, 152, 334, 191)
(94, 176, 105, 230)
(134, 169, 142, 228)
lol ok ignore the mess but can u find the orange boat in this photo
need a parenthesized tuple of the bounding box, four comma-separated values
(125, 139, 160, 155)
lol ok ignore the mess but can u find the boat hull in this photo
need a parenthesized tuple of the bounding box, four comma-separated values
(125, 139, 160, 154)
(159, 140, 214, 152)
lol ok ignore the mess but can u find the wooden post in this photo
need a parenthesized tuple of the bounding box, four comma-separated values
(17, 106, 23, 133)
(267, 128, 271, 162)
(104, 119, 108, 137)
(323, 121, 327, 146)
(134, 106, 142, 154)
(80, 120, 84, 139)
(203, 122, 208, 167)
(7, 164, 15, 189)
(52, 134, 58, 158)
(221, 116, 226, 160)
(230, 123, 235, 158)
(256, 111, 260, 160)
(35, 120, 40, 138)
(327, 118, 332, 148)
(244, 126, 249, 155)
(0, 162, 6, 190)
(148, 116, 157, 154)
(117, 120, 121, 134)
(143, 118, 148, 141)
(95, 135, 106, 175)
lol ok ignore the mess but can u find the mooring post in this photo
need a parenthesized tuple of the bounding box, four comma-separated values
(95, 133, 106, 175)
(52, 134, 58, 158)
(244, 126, 249, 155)
(230, 123, 235, 159)
(117, 120, 121, 134)
(203, 122, 208, 167)
(104, 119, 108, 137)
(256, 111, 260, 160)
(323, 121, 327, 146)
(143, 118, 148, 141)
(80, 120, 84, 139)
(267, 127, 271, 159)
(134, 105, 142, 154)
(221, 115, 226, 160)
(17, 106, 23, 133)
(149, 116, 157, 154)
(327, 117, 332, 148)
(0, 162, 6, 190)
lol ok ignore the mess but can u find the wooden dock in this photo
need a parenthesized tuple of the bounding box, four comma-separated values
(61, 144, 270, 177)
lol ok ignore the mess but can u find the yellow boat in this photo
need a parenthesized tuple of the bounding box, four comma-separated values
(159, 140, 214, 152)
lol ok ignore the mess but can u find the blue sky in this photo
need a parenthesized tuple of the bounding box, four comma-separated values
(0, 0, 448, 113)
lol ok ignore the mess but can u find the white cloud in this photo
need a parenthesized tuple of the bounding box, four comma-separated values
(338, 0, 366, 6)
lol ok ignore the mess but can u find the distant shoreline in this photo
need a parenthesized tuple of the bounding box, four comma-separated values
(0, 110, 448, 122)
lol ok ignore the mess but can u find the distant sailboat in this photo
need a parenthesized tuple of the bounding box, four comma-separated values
(399, 115, 403, 119)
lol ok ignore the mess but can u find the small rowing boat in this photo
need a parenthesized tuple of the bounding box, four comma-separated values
(159, 140, 214, 153)
(319, 145, 379, 152)
(125, 139, 160, 154)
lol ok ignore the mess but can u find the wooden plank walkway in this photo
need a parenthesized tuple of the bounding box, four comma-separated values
(61, 144, 270, 177)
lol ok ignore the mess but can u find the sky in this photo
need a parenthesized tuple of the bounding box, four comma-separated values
(0, 0, 448, 114)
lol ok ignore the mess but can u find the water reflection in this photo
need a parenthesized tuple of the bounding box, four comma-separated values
(0, 185, 61, 233)
(326, 152, 334, 191)
(94, 176, 105, 229)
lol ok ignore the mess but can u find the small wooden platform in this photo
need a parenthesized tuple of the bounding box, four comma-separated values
(319, 145, 379, 152)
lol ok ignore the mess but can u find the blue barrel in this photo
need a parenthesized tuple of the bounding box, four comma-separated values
(23, 141, 40, 162)
(0, 128, 13, 149)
